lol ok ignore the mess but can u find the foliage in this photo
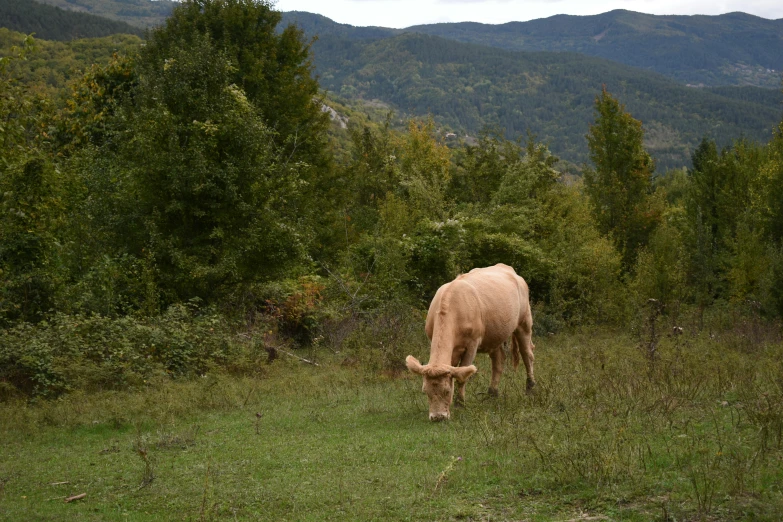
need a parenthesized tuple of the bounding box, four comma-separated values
(584, 87, 659, 269)
(123, 32, 308, 301)
(144, 0, 330, 172)
(0, 36, 61, 325)
(309, 32, 781, 171)
(0, 304, 243, 398)
(0, 28, 142, 101)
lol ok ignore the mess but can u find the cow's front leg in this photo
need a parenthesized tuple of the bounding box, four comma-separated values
(488, 347, 505, 397)
(454, 379, 467, 407)
(452, 345, 478, 406)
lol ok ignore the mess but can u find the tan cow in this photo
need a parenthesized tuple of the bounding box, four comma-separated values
(406, 264, 535, 421)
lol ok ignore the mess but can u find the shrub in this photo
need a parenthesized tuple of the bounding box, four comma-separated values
(0, 304, 253, 399)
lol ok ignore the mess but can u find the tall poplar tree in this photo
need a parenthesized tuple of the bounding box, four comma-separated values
(583, 86, 657, 269)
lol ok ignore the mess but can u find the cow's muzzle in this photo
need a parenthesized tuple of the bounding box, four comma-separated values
(429, 412, 450, 422)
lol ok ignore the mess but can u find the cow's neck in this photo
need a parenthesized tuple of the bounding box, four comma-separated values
(428, 315, 458, 366)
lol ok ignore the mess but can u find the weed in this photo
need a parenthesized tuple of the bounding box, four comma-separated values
(133, 432, 155, 489)
(155, 424, 200, 450)
(641, 298, 663, 365)
(199, 460, 212, 522)
(433, 456, 462, 496)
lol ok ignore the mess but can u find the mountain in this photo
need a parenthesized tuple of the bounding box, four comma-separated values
(284, 10, 783, 88)
(34, 0, 175, 28)
(18, 2, 783, 86)
(282, 11, 398, 40)
(309, 32, 783, 170)
(0, 0, 142, 40)
(4, 3, 781, 170)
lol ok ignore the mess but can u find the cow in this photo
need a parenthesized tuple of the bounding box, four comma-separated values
(406, 264, 535, 421)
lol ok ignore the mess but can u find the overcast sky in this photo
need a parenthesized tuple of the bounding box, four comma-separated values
(273, 0, 783, 28)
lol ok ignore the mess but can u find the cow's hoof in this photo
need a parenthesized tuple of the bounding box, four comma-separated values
(526, 379, 536, 393)
(454, 400, 465, 409)
(487, 387, 499, 397)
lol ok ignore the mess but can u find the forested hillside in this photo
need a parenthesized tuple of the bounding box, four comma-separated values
(0, 0, 142, 40)
(407, 11, 783, 88)
(284, 10, 783, 88)
(310, 32, 782, 170)
(2, 0, 783, 339)
(24, 0, 783, 87)
(34, 0, 174, 27)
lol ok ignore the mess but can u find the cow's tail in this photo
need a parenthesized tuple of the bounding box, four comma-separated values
(510, 333, 521, 371)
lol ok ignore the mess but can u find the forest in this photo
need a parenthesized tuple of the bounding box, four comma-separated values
(0, 0, 143, 40)
(2, 0, 783, 519)
(307, 31, 782, 170)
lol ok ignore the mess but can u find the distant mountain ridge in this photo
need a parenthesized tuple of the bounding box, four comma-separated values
(1, 0, 143, 40)
(283, 10, 783, 88)
(34, 0, 175, 28)
(16, 1, 783, 87)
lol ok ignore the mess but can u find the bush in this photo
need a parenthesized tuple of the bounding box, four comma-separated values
(0, 304, 255, 399)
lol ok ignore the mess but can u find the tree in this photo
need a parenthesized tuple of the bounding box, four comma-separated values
(583, 86, 658, 269)
(449, 128, 518, 205)
(142, 0, 330, 171)
(0, 37, 61, 324)
(686, 137, 763, 303)
(124, 33, 308, 301)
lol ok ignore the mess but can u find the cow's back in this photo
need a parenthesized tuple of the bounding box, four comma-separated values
(426, 264, 529, 350)
(463, 264, 529, 348)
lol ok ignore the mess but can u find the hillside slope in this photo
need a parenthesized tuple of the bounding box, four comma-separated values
(311, 33, 783, 170)
(34, 0, 174, 28)
(0, 28, 142, 98)
(285, 10, 783, 88)
(410, 11, 783, 88)
(0, 0, 142, 39)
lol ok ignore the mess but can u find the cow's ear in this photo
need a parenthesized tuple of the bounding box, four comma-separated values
(451, 365, 477, 384)
(406, 355, 425, 375)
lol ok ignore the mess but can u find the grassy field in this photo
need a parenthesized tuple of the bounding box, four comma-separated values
(1, 325, 782, 521)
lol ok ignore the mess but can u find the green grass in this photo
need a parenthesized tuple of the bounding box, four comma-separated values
(1, 328, 782, 520)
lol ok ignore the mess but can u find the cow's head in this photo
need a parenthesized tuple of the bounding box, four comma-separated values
(405, 355, 477, 421)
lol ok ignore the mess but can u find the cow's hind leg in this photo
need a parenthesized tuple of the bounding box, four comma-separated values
(488, 347, 505, 397)
(514, 319, 536, 391)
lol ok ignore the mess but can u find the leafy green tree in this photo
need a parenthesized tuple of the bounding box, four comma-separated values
(340, 118, 399, 240)
(56, 52, 138, 153)
(449, 128, 518, 205)
(122, 33, 307, 301)
(686, 137, 763, 303)
(0, 37, 61, 324)
(685, 137, 722, 303)
(583, 86, 658, 269)
(143, 0, 330, 171)
(764, 121, 783, 244)
(397, 119, 452, 221)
